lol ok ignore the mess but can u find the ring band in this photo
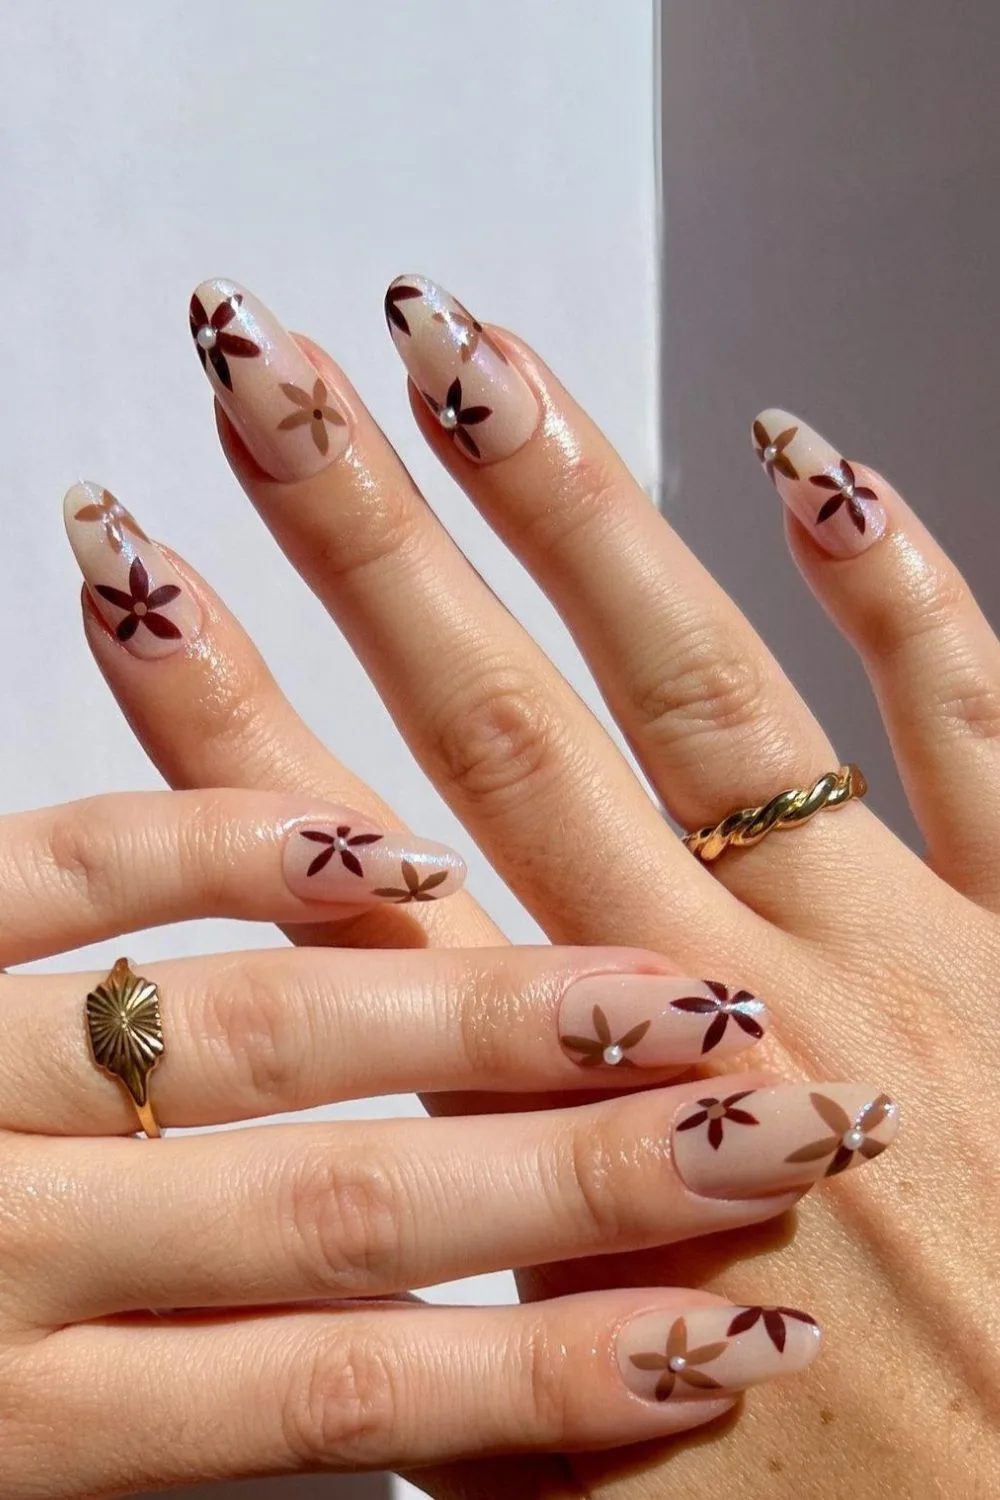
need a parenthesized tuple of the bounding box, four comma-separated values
(684, 764, 868, 864)
(86, 957, 165, 1138)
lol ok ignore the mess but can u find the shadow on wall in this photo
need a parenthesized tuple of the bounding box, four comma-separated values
(131, 1478, 393, 1499)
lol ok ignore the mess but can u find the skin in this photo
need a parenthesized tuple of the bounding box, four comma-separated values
(14, 286, 1000, 1493)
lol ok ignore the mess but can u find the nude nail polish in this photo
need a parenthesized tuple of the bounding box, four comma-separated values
(753, 409, 888, 557)
(558, 976, 767, 1070)
(282, 815, 466, 905)
(189, 279, 349, 482)
(64, 483, 202, 660)
(672, 1083, 899, 1199)
(385, 275, 539, 463)
(618, 1303, 821, 1403)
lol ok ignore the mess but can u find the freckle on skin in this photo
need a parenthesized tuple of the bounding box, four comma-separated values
(820, 1409, 836, 1424)
(768, 1457, 785, 1474)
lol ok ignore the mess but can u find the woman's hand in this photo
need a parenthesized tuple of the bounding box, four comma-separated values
(70, 276, 1000, 1498)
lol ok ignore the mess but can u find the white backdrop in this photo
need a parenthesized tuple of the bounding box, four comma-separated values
(0, 3, 657, 1494)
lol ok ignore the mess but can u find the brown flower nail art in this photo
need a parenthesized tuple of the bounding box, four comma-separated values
(561, 1004, 651, 1068)
(726, 1305, 818, 1354)
(299, 825, 383, 879)
(189, 291, 261, 391)
(675, 1090, 759, 1151)
(628, 1317, 727, 1400)
(752, 420, 799, 483)
(73, 487, 148, 554)
(277, 378, 347, 456)
(422, 377, 493, 458)
(809, 460, 878, 534)
(384, 282, 422, 335)
(431, 300, 507, 364)
(95, 557, 183, 643)
(785, 1092, 893, 1176)
(371, 860, 452, 903)
(669, 981, 765, 1055)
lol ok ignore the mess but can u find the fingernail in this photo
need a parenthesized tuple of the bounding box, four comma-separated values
(189, 279, 349, 482)
(559, 977, 767, 1070)
(753, 409, 888, 557)
(384, 275, 539, 464)
(619, 1303, 821, 1403)
(282, 815, 466, 905)
(64, 483, 202, 659)
(672, 1083, 899, 1199)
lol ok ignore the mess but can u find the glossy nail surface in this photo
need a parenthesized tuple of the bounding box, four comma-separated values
(672, 1083, 899, 1199)
(619, 1303, 821, 1403)
(559, 977, 766, 1070)
(283, 816, 466, 905)
(64, 483, 201, 659)
(189, 279, 349, 482)
(753, 409, 888, 557)
(385, 275, 538, 463)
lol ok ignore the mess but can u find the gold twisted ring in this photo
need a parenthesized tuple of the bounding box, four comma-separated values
(86, 958, 165, 1138)
(683, 764, 868, 864)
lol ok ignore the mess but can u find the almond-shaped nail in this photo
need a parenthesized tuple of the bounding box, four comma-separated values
(64, 483, 202, 659)
(385, 275, 539, 464)
(189, 279, 349, 482)
(559, 977, 767, 1070)
(753, 409, 888, 557)
(283, 815, 466, 906)
(672, 1083, 899, 1199)
(619, 1303, 821, 1403)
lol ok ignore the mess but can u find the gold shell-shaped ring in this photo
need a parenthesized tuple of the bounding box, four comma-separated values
(86, 958, 165, 1138)
(684, 765, 868, 864)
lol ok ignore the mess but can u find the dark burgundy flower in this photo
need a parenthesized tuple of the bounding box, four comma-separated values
(372, 861, 451, 903)
(423, 377, 492, 458)
(95, 557, 182, 642)
(669, 981, 765, 1054)
(753, 420, 799, 482)
(384, 283, 423, 335)
(189, 292, 261, 391)
(785, 1093, 893, 1176)
(561, 1004, 651, 1068)
(629, 1317, 727, 1401)
(809, 460, 878, 534)
(675, 1090, 759, 1151)
(726, 1305, 818, 1354)
(298, 826, 383, 879)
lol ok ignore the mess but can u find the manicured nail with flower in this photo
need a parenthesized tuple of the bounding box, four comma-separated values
(752, 409, 889, 557)
(618, 1303, 821, 1404)
(282, 815, 466, 906)
(384, 275, 539, 464)
(64, 482, 201, 660)
(558, 975, 767, 1071)
(189, 279, 349, 483)
(671, 1081, 900, 1199)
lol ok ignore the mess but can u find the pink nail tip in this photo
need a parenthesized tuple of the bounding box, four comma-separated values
(558, 976, 767, 1071)
(752, 409, 888, 557)
(282, 816, 466, 906)
(618, 1303, 821, 1402)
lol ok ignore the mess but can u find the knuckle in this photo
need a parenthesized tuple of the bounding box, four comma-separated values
(555, 1114, 627, 1247)
(200, 961, 302, 1111)
(431, 670, 560, 807)
(521, 1319, 573, 1440)
(309, 477, 428, 583)
(507, 451, 625, 557)
(282, 1149, 407, 1296)
(454, 954, 529, 1084)
(632, 632, 768, 746)
(931, 670, 1000, 742)
(36, 800, 115, 910)
(284, 1336, 398, 1466)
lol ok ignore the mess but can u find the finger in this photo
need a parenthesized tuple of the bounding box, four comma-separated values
(67, 485, 500, 951)
(24, 1081, 897, 1322)
(3, 949, 771, 1132)
(29, 1290, 821, 1487)
(756, 409, 1000, 902)
(0, 789, 465, 967)
(191, 276, 747, 956)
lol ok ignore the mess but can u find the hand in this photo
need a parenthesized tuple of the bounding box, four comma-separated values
(74, 275, 997, 1497)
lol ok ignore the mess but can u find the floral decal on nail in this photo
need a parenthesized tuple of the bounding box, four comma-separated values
(73, 488, 148, 554)
(189, 292, 261, 391)
(784, 1092, 893, 1176)
(669, 982, 765, 1055)
(675, 1090, 759, 1151)
(277, 379, 346, 456)
(372, 861, 451, 903)
(726, 1305, 818, 1354)
(561, 1004, 651, 1068)
(95, 557, 183, 643)
(629, 1317, 727, 1400)
(432, 300, 508, 364)
(384, 283, 423, 335)
(753, 421, 799, 483)
(299, 826, 384, 879)
(423, 377, 492, 458)
(809, 460, 878, 534)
